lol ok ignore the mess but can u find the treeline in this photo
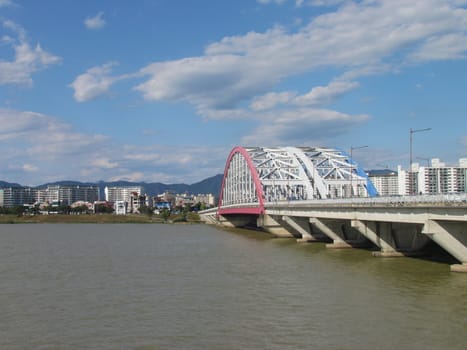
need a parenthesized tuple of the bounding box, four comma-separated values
(0, 206, 26, 216)
(0, 203, 202, 222)
(0, 205, 98, 215)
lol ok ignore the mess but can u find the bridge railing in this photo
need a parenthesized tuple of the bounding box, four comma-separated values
(218, 202, 261, 209)
(264, 193, 467, 207)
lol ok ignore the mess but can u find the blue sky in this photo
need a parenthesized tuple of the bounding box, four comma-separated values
(1, 0, 466, 186)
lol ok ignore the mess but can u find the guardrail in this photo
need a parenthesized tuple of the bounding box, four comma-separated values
(264, 194, 467, 207)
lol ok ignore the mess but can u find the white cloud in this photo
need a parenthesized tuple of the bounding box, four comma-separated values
(250, 81, 359, 111)
(0, 109, 108, 158)
(0, 108, 228, 185)
(1, 34, 14, 44)
(22, 164, 38, 172)
(84, 12, 106, 30)
(91, 158, 119, 169)
(250, 91, 296, 111)
(136, 54, 277, 111)
(0, 0, 14, 7)
(410, 33, 467, 61)
(69, 62, 118, 102)
(70, 62, 141, 102)
(0, 20, 61, 86)
(135, 0, 467, 120)
(241, 108, 369, 145)
(294, 81, 359, 106)
(109, 172, 145, 183)
(306, 0, 348, 6)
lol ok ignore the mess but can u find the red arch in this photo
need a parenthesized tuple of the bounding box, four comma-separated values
(217, 146, 265, 215)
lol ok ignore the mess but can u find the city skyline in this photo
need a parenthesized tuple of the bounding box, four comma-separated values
(1, 0, 466, 186)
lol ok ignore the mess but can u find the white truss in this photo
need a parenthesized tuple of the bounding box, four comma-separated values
(222, 146, 374, 205)
(221, 152, 259, 206)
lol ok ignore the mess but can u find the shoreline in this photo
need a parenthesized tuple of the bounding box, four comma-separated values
(0, 214, 201, 224)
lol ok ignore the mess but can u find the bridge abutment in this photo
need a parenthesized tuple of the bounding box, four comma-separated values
(217, 214, 257, 228)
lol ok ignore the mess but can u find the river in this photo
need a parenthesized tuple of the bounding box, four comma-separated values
(0, 224, 466, 350)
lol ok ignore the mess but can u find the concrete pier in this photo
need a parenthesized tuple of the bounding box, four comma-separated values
(200, 196, 467, 272)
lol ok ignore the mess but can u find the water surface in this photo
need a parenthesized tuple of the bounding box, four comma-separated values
(1, 224, 466, 350)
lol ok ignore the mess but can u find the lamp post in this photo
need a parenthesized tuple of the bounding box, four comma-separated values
(409, 128, 431, 194)
(350, 145, 368, 197)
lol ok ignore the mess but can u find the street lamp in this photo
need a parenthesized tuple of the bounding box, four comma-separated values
(409, 128, 431, 194)
(350, 145, 368, 197)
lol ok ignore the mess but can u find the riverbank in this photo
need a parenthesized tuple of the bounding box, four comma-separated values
(0, 214, 200, 224)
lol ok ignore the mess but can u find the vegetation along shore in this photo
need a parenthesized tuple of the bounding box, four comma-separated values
(0, 212, 201, 224)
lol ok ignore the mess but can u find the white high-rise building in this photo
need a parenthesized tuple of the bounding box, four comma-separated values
(36, 185, 99, 205)
(104, 186, 143, 203)
(0, 187, 36, 207)
(398, 158, 467, 195)
(367, 170, 398, 196)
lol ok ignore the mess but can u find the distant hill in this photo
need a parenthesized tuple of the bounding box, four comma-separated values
(35, 180, 97, 189)
(2, 174, 224, 198)
(96, 174, 223, 197)
(0, 181, 23, 188)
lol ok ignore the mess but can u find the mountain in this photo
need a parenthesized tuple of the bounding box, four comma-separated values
(181, 174, 223, 196)
(0, 180, 23, 188)
(2, 174, 224, 198)
(35, 180, 97, 189)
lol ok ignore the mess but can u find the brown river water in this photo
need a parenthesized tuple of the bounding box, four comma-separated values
(0, 224, 466, 350)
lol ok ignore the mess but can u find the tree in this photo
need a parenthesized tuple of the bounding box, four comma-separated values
(138, 205, 154, 217)
(12, 206, 26, 216)
(58, 204, 71, 214)
(95, 203, 113, 214)
(159, 208, 170, 221)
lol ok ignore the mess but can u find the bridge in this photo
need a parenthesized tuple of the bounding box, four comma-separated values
(200, 146, 467, 272)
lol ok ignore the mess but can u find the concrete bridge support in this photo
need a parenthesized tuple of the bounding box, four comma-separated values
(257, 214, 295, 237)
(281, 216, 327, 242)
(351, 220, 430, 257)
(310, 218, 367, 249)
(351, 220, 397, 254)
(422, 220, 467, 272)
(200, 212, 218, 225)
(217, 214, 257, 228)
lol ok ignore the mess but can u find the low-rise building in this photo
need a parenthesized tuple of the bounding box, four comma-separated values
(114, 200, 127, 215)
(193, 193, 216, 207)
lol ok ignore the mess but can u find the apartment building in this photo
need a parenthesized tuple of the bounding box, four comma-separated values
(0, 185, 99, 207)
(398, 158, 467, 195)
(367, 169, 398, 196)
(36, 185, 99, 205)
(104, 186, 143, 203)
(0, 187, 36, 207)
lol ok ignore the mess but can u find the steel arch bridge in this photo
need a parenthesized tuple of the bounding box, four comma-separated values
(218, 146, 378, 215)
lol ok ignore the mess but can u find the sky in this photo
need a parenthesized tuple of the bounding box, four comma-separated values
(1, 0, 466, 186)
